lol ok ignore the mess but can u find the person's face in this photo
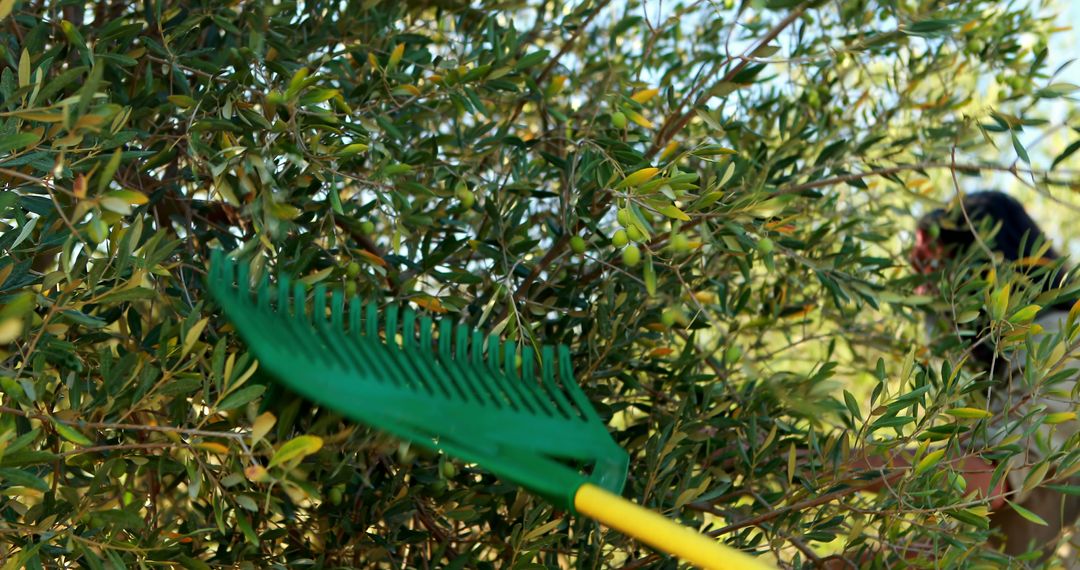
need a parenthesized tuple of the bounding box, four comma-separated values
(910, 228, 945, 295)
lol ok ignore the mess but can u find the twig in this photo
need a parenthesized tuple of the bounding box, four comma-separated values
(509, 3, 816, 309)
(647, 2, 810, 157)
(59, 442, 177, 457)
(622, 469, 906, 570)
(0, 405, 249, 441)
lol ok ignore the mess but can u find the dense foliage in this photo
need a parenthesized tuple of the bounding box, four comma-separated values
(1, 0, 1078, 567)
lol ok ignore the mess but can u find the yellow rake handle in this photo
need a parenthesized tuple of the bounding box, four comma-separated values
(574, 483, 775, 570)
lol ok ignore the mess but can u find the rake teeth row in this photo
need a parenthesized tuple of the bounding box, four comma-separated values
(207, 251, 600, 423)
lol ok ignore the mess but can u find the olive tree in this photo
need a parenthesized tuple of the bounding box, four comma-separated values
(1, 0, 1077, 567)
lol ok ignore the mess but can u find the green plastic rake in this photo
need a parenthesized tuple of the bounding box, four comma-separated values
(206, 250, 772, 569)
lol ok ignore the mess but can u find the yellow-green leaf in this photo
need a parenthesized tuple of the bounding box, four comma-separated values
(659, 204, 690, 221)
(989, 283, 1010, 321)
(1022, 462, 1050, 494)
(696, 144, 737, 157)
(167, 94, 196, 108)
(251, 412, 276, 445)
(18, 48, 29, 88)
(183, 317, 209, 357)
(268, 435, 323, 468)
(914, 448, 945, 475)
(10, 110, 63, 122)
(391, 84, 421, 97)
(269, 202, 302, 220)
(630, 88, 659, 104)
(1008, 304, 1041, 324)
(0, 0, 16, 22)
(193, 441, 230, 454)
(52, 419, 93, 446)
(338, 143, 369, 156)
(521, 516, 565, 542)
(1069, 298, 1080, 328)
(287, 67, 310, 99)
(299, 88, 339, 105)
(1045, 412, 1077, 424)
(956, 310, 981, 324)
(616, 167, 660, 189)
(946, 407, 993, 419)
(299, 266, 334, 285)
(100, 197, 132, 215)
(387, 43, 405, 72)
(106, 189, 149, 206)
(626, 110, 653, 128)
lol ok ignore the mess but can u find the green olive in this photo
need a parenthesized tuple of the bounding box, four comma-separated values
(660, 308, 679, 327)
(329, 485, 344, 505)
(757, 237, 775, 255)
(612, 229, 629, 247)
(441, 461, 458, 479)
(570, 235, 587, 254)
(724, 345, 742, 364)
(626, 225, 643, 242)
(622, 244, 641, 266)
(455, 185, 475, 209)
(345, 261, 361, 278)
(611, 111, 627, 128)
(616, 208, 631, 227)
(669, 233, 690, 253)
(344, 281, 358, 297)
(360, 220, 376, 234)
(427, 480, 447, 497)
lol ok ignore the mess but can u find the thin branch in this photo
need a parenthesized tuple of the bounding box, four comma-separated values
(59, 442, 177, 458)
(647, 2, 810, 157)
(510, 3, 816, 307)
(0, 405, 249, 441)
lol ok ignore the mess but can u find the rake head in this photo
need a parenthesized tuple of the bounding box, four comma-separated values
(206, 250, 628, 509)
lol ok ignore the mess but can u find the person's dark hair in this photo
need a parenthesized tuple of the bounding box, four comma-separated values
(917, 192, 1072, 303)
(915, 188, 1075, 371)
(918, 191, 1060, 267)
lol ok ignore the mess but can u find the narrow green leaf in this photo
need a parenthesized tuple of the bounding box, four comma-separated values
(51, 419, 93, 446)
(514, 50, 549, 71)
(97, 148, 123, 193)
(643, 253, 656, 296)
(217, 385, 265, 411)
(1012, 133, 1029, 164)
(1052, 138, 1080, 169)
(843, 390, 862, 421)
(0, 132, 41, 154)
(1006, 500, 1048, 526)
(0, 467, 49, 491)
